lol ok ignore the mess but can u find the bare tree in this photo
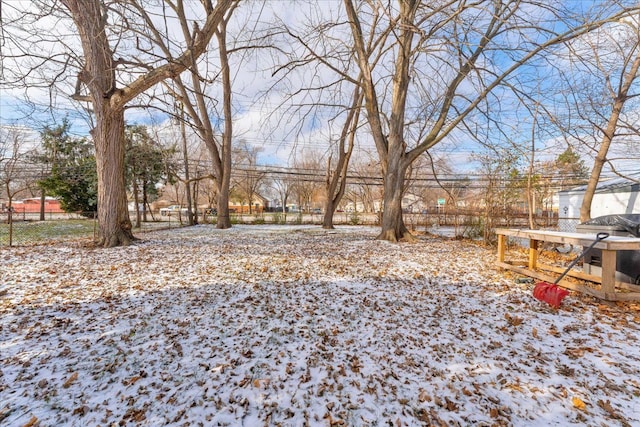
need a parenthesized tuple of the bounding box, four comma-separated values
(570, 17, 640, 221)
(271, 173, 294, 217)
(323, 87, 363, 229)
(343, 0, 633, 242)
(155, 3, 247, 229)
(2, 0, 235, 246)
(264, 2, 367, 228)
(232, 140, 267, 214)
(291, 152, 324, 213)
(0, 126, 37, 210)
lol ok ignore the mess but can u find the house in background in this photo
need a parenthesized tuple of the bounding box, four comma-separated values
(227, 193, 269, 214)
(558, 173, 640, 231)
(5, 197, 65, 214)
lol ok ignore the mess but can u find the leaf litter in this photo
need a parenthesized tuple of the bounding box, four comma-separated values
(1, 224, 640, 426)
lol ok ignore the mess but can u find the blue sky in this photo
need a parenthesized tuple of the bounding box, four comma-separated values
(1, 0, 638, 178)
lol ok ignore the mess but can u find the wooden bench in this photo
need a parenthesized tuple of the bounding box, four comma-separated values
(495, 228, 640, 301)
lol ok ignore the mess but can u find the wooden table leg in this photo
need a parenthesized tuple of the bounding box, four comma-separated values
(529, 239, 539, 270)
(601, 249, 617, 298)
(498, 234, 506, 263)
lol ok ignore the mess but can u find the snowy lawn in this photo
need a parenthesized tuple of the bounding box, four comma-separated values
(1, 225, 640, 427)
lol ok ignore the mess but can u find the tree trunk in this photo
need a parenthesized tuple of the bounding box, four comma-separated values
(39, 189, 45, 221)
(216, 178, 232, 229)
(93, 105, 134, 247)
(377, 156, 414, 242)
(322, 198, 336, 229)
(179, 105, 195, 226)
(378, 198, 413, 242)
(142, 183, 148, 223)
(63, 0, 133, 247)
(215, 23, 233, 230)
(323, 86, 361, 230)
(132, 176, 141, 229)
(580, 100, 629, 223)
(344, 0, 419, 242)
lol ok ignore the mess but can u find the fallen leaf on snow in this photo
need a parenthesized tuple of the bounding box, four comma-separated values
(572, 396, 587, 411)
(62, 372, 78, 388)
(22, 415, 38, 427)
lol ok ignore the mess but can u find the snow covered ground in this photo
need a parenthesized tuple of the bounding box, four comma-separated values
(1, 225, 639, 427)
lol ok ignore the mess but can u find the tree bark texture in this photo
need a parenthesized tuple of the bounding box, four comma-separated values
(378, 147, 414, 242)
(93, 105, 134, 246)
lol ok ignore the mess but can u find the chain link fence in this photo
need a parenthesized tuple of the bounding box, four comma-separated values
(0, 211, 192, 247)
(557, 217, 580, 233)
(0, 211, 97, 246)
(1, 210, 374, 246)
(2, 208, 565, 247)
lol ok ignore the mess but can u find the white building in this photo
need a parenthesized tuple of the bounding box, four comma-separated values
(558, 173, 640, 231)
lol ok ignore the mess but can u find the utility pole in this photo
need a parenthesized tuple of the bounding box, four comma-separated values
(179, 102, 194, 225)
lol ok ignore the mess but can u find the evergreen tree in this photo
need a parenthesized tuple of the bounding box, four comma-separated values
(555, 146, 589, 189)
(38, 120, 98, 216)
(125, 125, 171, 225)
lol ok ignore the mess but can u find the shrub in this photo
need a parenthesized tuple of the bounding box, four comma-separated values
(272, 212, 285, 224)
(349, 211, 360, 225)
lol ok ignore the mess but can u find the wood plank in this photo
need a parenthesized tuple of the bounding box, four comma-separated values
(536, 263, 603, 284)
(607, 292, 640, 302)
(618, 282, 640, 293)
(496, 261, 640, 301)
(528, 239, 539, 270)
(495, 228, 640, 250)
(536, 263, 640, 292)
(600, 249, 617, 295)
(497, 234, 506, 263)
(496, 261, 609, 300)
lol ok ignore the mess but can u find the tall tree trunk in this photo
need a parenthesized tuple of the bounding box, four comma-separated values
(216, 169, 232, 228)
(39, 189, 45, 221)
(93, 105, 134, 247)
(63, 0, 133, 246)
(215, 23, 233, 229)
(142, 182, 148, 223)
(322, 198, 337, 229)
(179, 104, 195, 226)
(378, 150, 413, 242)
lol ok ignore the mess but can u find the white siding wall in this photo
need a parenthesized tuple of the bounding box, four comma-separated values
(559, 190, 639, 219)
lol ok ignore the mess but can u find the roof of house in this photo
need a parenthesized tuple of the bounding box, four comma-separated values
(560, 172, 640, 194)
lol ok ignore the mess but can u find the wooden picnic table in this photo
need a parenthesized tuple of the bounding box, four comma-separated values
(495, 228, 640, 302)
